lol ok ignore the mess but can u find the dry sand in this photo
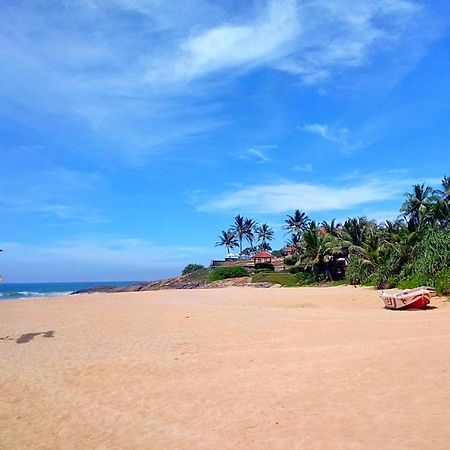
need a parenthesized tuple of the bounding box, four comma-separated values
(1, 286, 449, 449)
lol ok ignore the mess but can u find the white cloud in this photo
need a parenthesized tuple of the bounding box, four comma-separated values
(300, 123, 350, 146)
(196, 176, 440, 215)
(157, 0, 299, 81)
(148, 0, 424, 84)
(244, 146, 274, 163)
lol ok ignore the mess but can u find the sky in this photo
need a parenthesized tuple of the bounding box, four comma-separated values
(1, 0, 450, 282)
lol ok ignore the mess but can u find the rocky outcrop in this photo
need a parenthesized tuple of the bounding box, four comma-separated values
(71, 274, 276, 295)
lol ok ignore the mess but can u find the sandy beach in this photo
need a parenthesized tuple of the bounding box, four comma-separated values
(1, 286, 450, 449)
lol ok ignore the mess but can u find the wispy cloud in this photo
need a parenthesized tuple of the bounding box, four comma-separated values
(147, 0, 425, 85)
(0, 0, 434, 162)
(148, 0, 299, 82)
(300, 123, 350, 146)
(196, 175, 441, 215)
(240, 146, 275, 163)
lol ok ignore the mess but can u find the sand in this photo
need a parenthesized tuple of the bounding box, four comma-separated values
(1, 286, 450, 449)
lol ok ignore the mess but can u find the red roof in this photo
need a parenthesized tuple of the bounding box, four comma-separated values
(254, 251, 273, 258)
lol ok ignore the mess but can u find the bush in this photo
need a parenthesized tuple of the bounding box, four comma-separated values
(295, 271, 317, 286)
(397, 273, 430, 290)
(182, 263, 206, 275)
(208, 266, 249, 282)
(289, 266, 302, 274)
(361, 272, 380, 287)
(284, 257, 298, 266)
(412, 227, 450, 276)
(345, 256, 373, 285)
(254, 262, 274, 271)
(434, 268, 450, 296)
(251, 272, 300, 287)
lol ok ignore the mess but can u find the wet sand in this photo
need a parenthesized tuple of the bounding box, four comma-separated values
(1, 286, 449, 449)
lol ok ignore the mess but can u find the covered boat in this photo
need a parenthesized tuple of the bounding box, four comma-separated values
(380, 286, 436, 310)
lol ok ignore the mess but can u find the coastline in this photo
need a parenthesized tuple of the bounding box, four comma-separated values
(1, 286, 449, 449)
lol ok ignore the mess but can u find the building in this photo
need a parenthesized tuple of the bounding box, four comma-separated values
(253, 251, 273, 264)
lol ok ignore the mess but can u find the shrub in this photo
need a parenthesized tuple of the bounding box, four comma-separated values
(254, 262, 274, 271)
(412, 227, 450, 276)
(251, 272, 300, 287)
(284, 257, 298, 266)
(345, 256, 373, 285)
(289, 266, 302, 274)
(208, 266, 249, 282)
(434, 268, 450, 296)
(295, 271, 317, 286)
(361, 272, 379, 287)
(397, 273, 430, 290)
(182, 263, 206, 275)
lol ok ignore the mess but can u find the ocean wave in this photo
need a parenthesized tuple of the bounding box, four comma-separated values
(0, 291, 71, 299)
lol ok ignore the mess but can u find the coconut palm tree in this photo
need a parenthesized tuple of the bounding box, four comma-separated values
(256, 223, 274, 249)
(401, 183, 434, 230)
(434, 176, 450, 205)
(298, 227, 336, 281)
(283, 210, 310, 236)
(244, 218, 257, 251)
(232, 215, 247, 256)
(320, 219, 340, 236)
(286, 233, 302, 252)
(215, 230, 238, 254)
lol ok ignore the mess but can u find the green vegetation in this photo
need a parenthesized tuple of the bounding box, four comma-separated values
(182, 263, 206, 275)
(208, 265, 249, 282)
(254, 262, 274, 271)
(252, 272, 301, 287)
(215, 176, 450, 294)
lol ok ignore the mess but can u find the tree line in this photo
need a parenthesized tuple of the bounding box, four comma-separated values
(215, 176, 450, 292)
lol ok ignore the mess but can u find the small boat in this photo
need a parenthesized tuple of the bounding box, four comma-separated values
(380, 286, 436, 310)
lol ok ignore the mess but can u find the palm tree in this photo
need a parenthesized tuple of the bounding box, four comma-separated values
(283, 210, 310, 236)
(256, 223, 274, 249)
(215, 230, 238, 254)
(286, 233, 302, 252)
(401, 183, 434, 230)
(434, 176, 450, 205)
(298, 228, 336, 281)
(244, 218, 257, 251)
(320, 219, 340, 236)
(339, 217, 367, 247)
(232, 215, 247, 256)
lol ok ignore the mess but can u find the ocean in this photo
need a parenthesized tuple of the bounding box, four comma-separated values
(0, 281, 140, 301)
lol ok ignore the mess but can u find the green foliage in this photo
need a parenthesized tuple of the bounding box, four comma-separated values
(219, 176, 450, 290)
(254, 262, 274, 271)
(397, 273, 430, 290)
(208, 265, 249, 282)
(251, 272, 301, 287)
(345, 256, 373, 285)
(410, 227, 450, 276)
(182, 263, 205, 276)
(434, 268, 450, 296)
(284, 256, 298, 266)
(295, 271, 317, 286)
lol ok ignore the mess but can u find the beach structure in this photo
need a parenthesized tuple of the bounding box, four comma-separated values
(380, 286, 436, 309)
(253, 251, 273, 264)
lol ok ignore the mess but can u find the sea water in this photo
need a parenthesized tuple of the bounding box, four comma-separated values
(0, 281, 140, 300)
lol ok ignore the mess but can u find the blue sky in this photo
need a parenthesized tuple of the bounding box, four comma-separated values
(1, 0, 450, 282)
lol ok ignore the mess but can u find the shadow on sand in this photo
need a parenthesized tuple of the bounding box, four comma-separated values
(16, 330, 55, 344)
(384, 305, 438, 312)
